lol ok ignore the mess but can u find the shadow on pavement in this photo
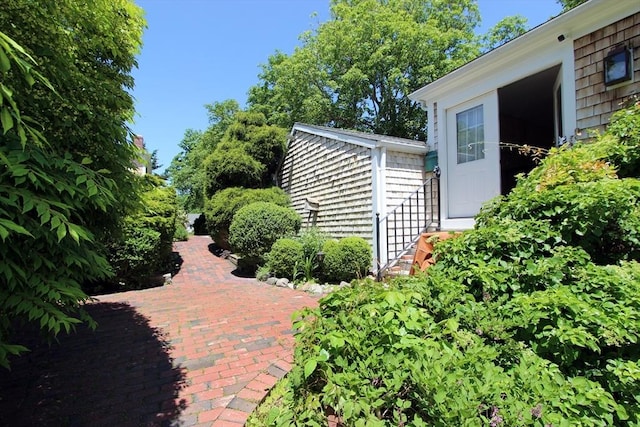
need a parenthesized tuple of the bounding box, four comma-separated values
(207, 243, 256, 278)
(0, 302, 186, 427)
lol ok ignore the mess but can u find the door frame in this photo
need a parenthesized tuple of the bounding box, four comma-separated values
(441, 91, 500, 230)
(432, 42, 576, 230)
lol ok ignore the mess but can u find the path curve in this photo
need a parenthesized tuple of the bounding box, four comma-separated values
(0, 235, 318, 426)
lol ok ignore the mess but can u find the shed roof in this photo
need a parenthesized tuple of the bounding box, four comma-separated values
(291, 123, 428, 155)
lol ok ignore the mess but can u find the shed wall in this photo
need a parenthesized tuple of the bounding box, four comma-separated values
(279, 131, 373, 243)
(574, 12, 640, 137)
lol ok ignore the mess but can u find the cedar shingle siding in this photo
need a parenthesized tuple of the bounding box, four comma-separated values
(280, 132, 374, 242)
(574, 12, 640, 136)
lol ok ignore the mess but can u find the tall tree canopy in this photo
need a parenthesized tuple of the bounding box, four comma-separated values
(0, 0, 145, 231)
(0, 0, 145, 367)
(203, 111, 287, 197)
(557, 0, 588, 11)
(165, 99, 240, 212)
(248, 0, 481, 139)
(481, 15, 528, 52)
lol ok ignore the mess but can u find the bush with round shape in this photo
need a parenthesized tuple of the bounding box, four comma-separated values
(229, 201, 301, 261)
(265, 238, 304, 280)
(298, 227, 330, 260)
(204, 186, 290, 249)
(321, 236, 372, 283)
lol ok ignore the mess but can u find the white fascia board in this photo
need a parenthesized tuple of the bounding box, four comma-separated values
(291, 123, 428, 155)
(409, 0, 638, 104)
(292, 123, 378, 150)
(375, 140, 428, 155)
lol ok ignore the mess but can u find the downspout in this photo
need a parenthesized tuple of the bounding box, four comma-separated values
(371, 145, 387, 277)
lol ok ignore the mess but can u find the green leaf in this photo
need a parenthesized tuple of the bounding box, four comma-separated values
(56, 224, 66, 242)
(0, 218, 33, 238)
(0, 47, 10, 73)
(304, 358, 317, 379)
(1, 107, 13, 133)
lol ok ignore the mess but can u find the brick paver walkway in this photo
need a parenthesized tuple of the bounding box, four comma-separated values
(0, 235, 318, 426)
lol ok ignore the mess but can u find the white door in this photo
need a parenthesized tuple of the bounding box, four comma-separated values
(446, 92, 500, 219)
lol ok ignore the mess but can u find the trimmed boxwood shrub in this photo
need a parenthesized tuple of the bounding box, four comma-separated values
(204, 186, 290, 249)
(229, 201, 301, 260)
(265, 238, 304, 280)
(322, 236, 372, 283)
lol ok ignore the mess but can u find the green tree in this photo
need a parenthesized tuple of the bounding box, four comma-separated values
(0, 0, 145, 367)
(248, 0, 481, 139)
(482, 15, 528, 51)
(0, 0, 145, 236)
(166, 99, 240, 212)
(202, 111, 287, 197)
(557, 0, 587, 11)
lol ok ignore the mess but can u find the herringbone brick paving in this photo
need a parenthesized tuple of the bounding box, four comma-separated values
(0, 235, 318, 426)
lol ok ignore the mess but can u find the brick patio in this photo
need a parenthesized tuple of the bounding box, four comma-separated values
(0, 235, 318, 426)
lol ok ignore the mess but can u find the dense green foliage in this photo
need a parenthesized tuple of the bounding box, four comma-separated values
(248, 0, 481, 138)
(106, 176, 178, 288)
(263, 228, 331, 282)
(203, 111, 287, 197)
(229, 202, 301, 261)
(321, 237, 372, 283)
(557, 0, 588, 11)
(165, 100, 240, 212)
(265, 239, 305, 280)
(1, 0, 144, 225)
(259, 103, 640, 425)
(204, 186, 290, 249)
(0, 0, 144, 368)
(481, 15, 528, 51)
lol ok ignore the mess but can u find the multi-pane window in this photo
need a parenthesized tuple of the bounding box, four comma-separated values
(456, 105, 484, 164)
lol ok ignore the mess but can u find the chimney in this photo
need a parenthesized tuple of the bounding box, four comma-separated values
(133, 135, 145, 150)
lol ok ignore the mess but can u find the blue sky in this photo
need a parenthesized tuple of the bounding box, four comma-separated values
(130, 0, 562, 172)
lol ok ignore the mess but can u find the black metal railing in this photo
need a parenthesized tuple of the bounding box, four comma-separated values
(376, 177, 439, 279)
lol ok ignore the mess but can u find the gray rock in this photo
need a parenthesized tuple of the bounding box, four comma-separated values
(339, 281, 350, 288)
(163, 273, 172, 285)
(275, 278, 290, 288)
(266, 277, 278, 286)
(307, 283, 325, 294)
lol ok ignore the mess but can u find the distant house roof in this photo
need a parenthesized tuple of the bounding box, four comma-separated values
(186, 213, 201, 226)
(291, 123, 428, 155)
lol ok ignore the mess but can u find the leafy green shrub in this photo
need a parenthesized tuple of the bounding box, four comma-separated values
(477, 149, 640, 265)
(229, 201, 301, 260)
(265, 238, 304, 280)
(192, 213, 207, 235)
(106, 176, 178, 288)
(298, 227, 330, 260)
(204, 186, 290, 249)
(108, 225, 161, 285)
(173, 222, 189, 241)
(605, 99, 640, 178)
(322, 236, 372, 283)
